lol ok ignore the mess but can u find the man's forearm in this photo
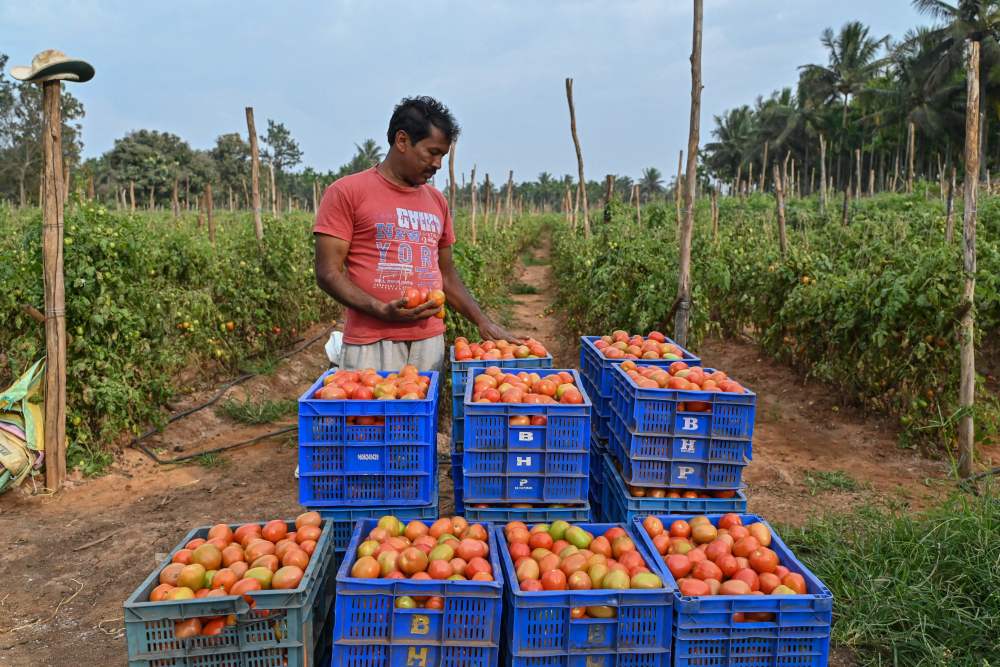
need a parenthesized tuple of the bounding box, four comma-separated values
(317, 268, 387, 319)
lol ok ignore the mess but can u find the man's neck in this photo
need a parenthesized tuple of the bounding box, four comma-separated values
(377, 156, 413, 188)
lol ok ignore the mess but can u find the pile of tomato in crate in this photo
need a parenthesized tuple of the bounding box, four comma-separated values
(450, 338, 593, 526)
(297, 364, 442, 570)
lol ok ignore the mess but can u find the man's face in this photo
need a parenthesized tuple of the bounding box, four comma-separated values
(398, 125, 451, 186)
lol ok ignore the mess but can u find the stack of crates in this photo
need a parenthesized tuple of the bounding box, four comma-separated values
(297, 369, 441, 568)
(579, 334, 701, 444)
(124, 519, 338, 666)
(606, 363, 754, 515)
(333, 518, 504, 665)
(458, 365, 593, 524)
(633, 514, 834, 667)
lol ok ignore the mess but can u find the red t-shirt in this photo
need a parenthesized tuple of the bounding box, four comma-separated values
(314, 167, 456, 344)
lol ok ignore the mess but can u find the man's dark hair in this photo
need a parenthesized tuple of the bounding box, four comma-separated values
(387, 96, 460, 146)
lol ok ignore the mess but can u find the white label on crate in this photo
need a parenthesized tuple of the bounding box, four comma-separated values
(516, 456, 533, 467)
(680, 439, 696, 453)
(677, 465, 695, 480)
(518, 431, 534, 442)
(356, 453, 380, 462)
(682, 417, 699, 431)
(517, 478, 531, 489)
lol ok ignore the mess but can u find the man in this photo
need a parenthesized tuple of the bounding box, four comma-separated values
(314, 96, 516, 372)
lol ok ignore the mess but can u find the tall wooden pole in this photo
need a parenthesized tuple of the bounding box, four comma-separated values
(603, 174, 615, 224)
(129, 180, 136, 211)
(855, 149, 862, 201)
(945, 166, 957, 243)
(907, 121, 916, 194)
(759, 140, 768, 192)
(675, 150, 684, 228)
(448, 142, 457, 213)
(842, 177, 851, 226)
(565, 78, 590, 237)
(710, 189, 719, 242)
(634, 184, 642, 226)
(773, 163, 787, 257)
(958, 39, 980, 478)
(674, 0, 703, 347)
(206, 183, 215, 244)
(41, 80, 67, 491)
(505, 170, 514, 227)
(269, 162, 278, 217)
(819, 134, 827, 212)
(171, 176, 180, 218)
(245, 107, 264, 243)
(469, 166, 478, 245)
(483, 173, 492, 229)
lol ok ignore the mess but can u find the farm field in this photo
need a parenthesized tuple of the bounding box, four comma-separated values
(1, 206, 997, 666)
(5, 3, 1000, 665)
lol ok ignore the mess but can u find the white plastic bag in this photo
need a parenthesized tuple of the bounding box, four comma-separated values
(324, 331, 344, 367)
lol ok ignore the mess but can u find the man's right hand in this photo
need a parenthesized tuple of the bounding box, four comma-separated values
(380, 298, 440, 322)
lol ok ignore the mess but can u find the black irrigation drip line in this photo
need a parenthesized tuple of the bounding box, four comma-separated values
(130, 324, 337, 465)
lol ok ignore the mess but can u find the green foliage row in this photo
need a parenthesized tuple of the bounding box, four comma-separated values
(780, 487, 1000, 666)
(551, 192, 1000, 451)
(0, 201, 533, 469)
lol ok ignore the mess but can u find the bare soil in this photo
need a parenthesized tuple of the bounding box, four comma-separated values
(0, 239, 952, 666)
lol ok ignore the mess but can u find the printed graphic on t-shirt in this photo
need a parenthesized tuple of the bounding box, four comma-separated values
(372, 207, 444, 290)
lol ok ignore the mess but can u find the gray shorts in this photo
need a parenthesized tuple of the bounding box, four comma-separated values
(340, 335, 445, 373)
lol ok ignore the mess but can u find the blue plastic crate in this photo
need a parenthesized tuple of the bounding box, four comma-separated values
(298, 370, 439, 507)
(582, 373, 612, 441)
(611, 364, 755, 439)
(591, 435, 606, 487)
(579, 335, 701, 399)
(450, 346, 553, 400)
(124, 519, 337, 667)
(333, 519, 503, 666)
(609, 421, 746, 490)
(597, 452, 747, 522)
(610, 407, 753, 464)
(632, 514, 833, 667)
(460, 503, 592, 523)
(462, 369, 591, 505)
(495, 522, 673, 665)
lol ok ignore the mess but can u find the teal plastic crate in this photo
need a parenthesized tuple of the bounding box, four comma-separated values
(123, 519, 336, 667)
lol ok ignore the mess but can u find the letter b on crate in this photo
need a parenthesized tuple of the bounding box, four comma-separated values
(682, 417, 699, 431)
(410, 614, 430, 635)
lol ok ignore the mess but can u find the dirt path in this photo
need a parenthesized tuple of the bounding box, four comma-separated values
(0, 236, 953, 666)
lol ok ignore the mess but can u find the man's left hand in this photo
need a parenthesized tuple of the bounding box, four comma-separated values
(477, 319, 522, 344)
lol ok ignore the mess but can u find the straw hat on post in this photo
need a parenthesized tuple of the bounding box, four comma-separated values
(10, 49, 94, 83)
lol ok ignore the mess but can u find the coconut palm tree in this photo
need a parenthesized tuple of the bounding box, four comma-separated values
(704, 105, 755, 179)
(354, 139, 384, 167)
(639, 167, 664, 201)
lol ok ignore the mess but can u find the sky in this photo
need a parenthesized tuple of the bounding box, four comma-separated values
(2, 1, 932, 183)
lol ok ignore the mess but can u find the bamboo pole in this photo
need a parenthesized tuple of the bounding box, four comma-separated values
(868, 168, 875, 198)
(41, 80, 68, 491)
(506, 170, 514, 227)
(172, 176, 179, 218)
(907, 121, 916, 194)
(565, 78, 590, 237)
(773, 163, 787, 257)
(470, 166, 478, 245)
(819, 134, 827, 212)
(448, 142, 457, 213)
(206, 183, 215, 244)
(945, 166, 956, 243)
(674, 0, 703, 347)
(958, 39, 980, 479)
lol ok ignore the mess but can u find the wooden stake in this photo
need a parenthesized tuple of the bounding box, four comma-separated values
(842, 177, 851, 226)
(448, 142, 457, 213)
(773, 163, 787, 257)
(269, 161, 278, 217)
(469, 166, 478, 244)
(41, 80, 67, 491)
(604, 174, 615, 224)
(958, 39, 980, 479)
(735, 164, 742, 200)
(760, 140, 768, 192)
(506, 170, 514, 227)
(635, 184, 642, 226)
(855, 149, 862, 201)
(312, 180, 319, 213)
(245, 108, 264, 242)
(710, 189, 719, 241)
(675, 149, 684, 228)
(87, 173, 94, 201)
(748, 162, 754, 194)
(129, 180, 136, 211)
(483, 173, 492, 229)
(206, 184, 215, 244)
(907, 121, 916, 194)
(674, 0, 703, 347)
(945, 166, 956, 243)
(565, 78, 590, 238)
(819, 134, 827, 212)
(171, 177, 180, 218)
